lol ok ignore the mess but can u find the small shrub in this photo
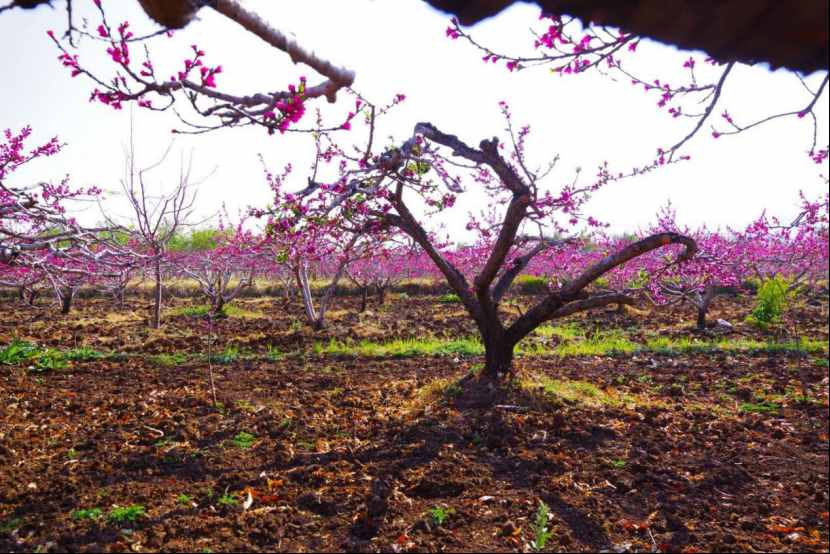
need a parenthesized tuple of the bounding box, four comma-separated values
(217, 493, 238, 507)
(747, 276, 794, 329)
(177, 493, 193, 505)
(437, 293, 461, 304)
(108, 505, 145, 524)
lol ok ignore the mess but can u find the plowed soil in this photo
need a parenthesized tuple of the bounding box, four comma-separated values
(1, 290, 828, 552)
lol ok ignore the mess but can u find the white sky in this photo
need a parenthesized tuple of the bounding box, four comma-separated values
(1, 0, 827, 238)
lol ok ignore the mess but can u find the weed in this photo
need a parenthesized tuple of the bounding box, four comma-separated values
(235, 400, 256, 413)
(66, 448, 79, 460)
(428, 505, 454, 526)
(176, 494, 193, 505)
(0, 339, 39, 365)
(530, 501, 553, 551)
(108, 505, 145, 524)
(739, 401, 780, 415)
(0, 518, 22, 534)
(71, 508, 103, 521)
(31, 349, 68, 371)
(209, 346, 240, 365)
(266, 345, 283, 361)
(608, 459, 627, 469)
(217, 493, 238, 507)
(437, 293, 461, 304)
(64, 346, 104, 361)
(231, 431, 256, 449)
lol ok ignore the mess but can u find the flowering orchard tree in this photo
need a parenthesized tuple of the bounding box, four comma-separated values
(632, 205, 751, 329)
(446, 13, 829, 164)
(176, 219, 267, 317)
(737, 191, 830, 287)
(1, 126, 134, 312)
(45, 0, 356, 136)
(0, 264, 43, 305)
(259, 158, 393, 331)
(273, 101, 697, 385)
(346, 239, 420, 310)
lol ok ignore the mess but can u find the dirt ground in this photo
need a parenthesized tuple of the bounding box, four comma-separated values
(0, 289, 828, 552)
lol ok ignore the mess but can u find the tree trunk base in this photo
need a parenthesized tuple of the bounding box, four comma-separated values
(452, 373, 509, 409)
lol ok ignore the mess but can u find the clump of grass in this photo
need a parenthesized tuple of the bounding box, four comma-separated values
(176, 494, 193, 506)
(150, 352, 187, 367)
(217, 493, 237, 507)
(209, 346, 240, 365)
(108, 505, 145, 524)
(437, 293, 461, 304)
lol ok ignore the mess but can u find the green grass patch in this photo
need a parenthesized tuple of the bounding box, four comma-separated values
(171, 304, 212, 317)
(550, 331, 638, 357)
(150, 352, 188, 367)
(305, 333, 826, 362)
(313, 337, 483, 358)
(534, 323, 584, 341)
(437, 293, 461, 304)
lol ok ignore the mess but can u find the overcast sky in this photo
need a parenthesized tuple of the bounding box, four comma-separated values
(1, 0, 827, 239)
